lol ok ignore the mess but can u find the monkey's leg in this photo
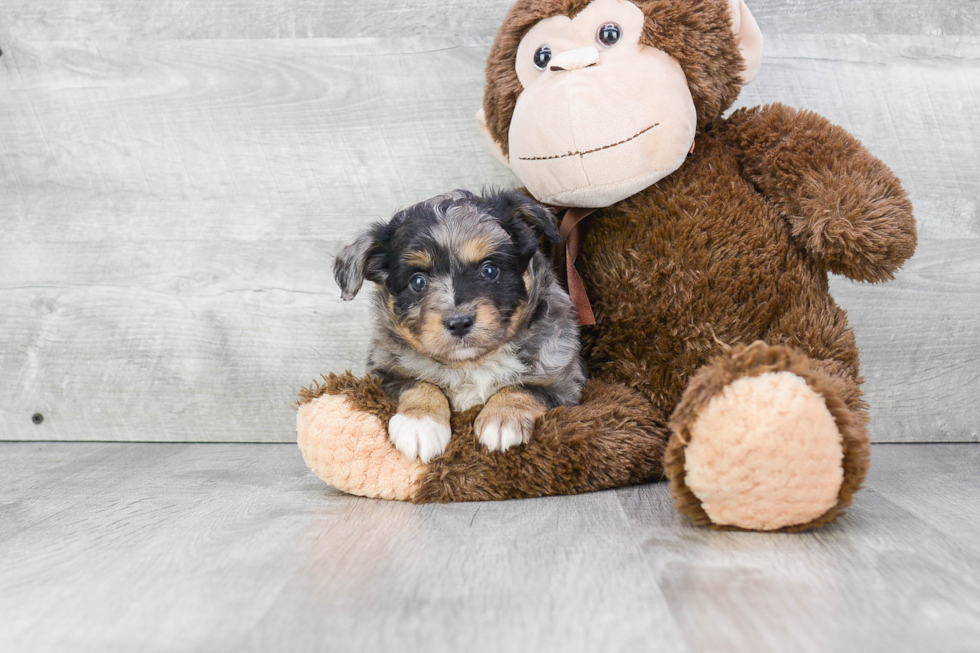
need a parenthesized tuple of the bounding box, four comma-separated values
(665, 340, 869, 532)
(297, 373, 670, 503)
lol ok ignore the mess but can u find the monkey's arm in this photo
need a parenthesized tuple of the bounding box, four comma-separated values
(722, 103, 916, 282)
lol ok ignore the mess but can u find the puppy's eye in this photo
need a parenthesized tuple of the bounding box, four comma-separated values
(480, 262, 499, 280)
(597, 23, 621, 47)
(533, 45, 552, 71)
(410, 273, 427, 293)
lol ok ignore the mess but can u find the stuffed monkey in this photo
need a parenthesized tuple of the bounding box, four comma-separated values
(297, 0, 916, 531)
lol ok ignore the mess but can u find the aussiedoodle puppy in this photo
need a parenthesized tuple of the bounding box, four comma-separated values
(334, 189, 586, 462)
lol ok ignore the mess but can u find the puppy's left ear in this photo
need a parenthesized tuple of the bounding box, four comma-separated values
(492, 189, 560, 244)
(333, 222, 390, 301)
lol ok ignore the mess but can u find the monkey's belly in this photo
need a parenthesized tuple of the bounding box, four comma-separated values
(580, 242, 803, 407)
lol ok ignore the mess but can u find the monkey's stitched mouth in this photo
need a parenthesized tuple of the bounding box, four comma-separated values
(517, 123, 658, 161)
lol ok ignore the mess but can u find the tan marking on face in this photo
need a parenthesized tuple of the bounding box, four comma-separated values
(388, 294, 425, 351)
(391, 273, 515, 364)
(505, 299, 528, 339)
(398, 382, 451, 422)
(471, 302, 503, 337)
(391, 276, 470, 362)
(403, 250, 433, 269)
(459, 235, 496, 264)
(432, 203, 479, 251)
(417, 307, 450, 356)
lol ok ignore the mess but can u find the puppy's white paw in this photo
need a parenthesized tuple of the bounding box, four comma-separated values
(474, 409, 534, 452)
(388, 413, 451, 463)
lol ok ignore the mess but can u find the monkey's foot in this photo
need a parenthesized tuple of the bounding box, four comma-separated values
(667, 343, 869, 532)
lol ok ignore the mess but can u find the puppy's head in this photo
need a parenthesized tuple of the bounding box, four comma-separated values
(334, 189, 559, 363)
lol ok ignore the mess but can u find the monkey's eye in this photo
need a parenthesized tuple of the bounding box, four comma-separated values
(410, 273, 427, 293)
(597, 23, 621, 47)
(480, 261, 499, 280)
(533, 45, 552, 70)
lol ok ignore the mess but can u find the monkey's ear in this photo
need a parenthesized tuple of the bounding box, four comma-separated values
(333, 223, 390, 301)
(728, 0, 764, 84)
(476, 107, 511, 169)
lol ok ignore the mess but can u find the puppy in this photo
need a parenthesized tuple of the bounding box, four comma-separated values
(333, 189, 586, 462)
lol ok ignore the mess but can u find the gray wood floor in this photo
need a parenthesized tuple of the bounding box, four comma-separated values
(1, 1, 978, 444)
(2, 442, 979, 653)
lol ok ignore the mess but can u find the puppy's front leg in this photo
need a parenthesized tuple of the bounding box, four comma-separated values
(475, 387, 548, 452)
(387, 381, 452, 463)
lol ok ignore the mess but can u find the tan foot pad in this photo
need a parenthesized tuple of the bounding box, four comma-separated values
(684, 371, 844, 531)
(297, 394, 423, 501)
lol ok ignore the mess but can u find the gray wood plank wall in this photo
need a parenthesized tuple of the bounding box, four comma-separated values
(1, 1, 978, 442)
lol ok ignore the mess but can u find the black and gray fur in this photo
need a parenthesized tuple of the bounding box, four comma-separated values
(333, 189, 586, 412)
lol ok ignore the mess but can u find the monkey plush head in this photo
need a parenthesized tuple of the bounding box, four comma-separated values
(479, 0, 763, 208)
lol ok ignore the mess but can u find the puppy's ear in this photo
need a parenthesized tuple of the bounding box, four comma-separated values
(490, 189, 560, 244)
(333, 222, 390, 301)
(486, 189, 559, 269)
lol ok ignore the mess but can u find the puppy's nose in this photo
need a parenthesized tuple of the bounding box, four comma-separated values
(445, 314, 475, 338)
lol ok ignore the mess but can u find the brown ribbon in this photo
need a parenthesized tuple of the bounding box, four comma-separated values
(554, 207, 598, 326)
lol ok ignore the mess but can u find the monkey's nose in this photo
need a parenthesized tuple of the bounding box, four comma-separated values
(445, 314, 475, 338)
(549, 46, 600, 72)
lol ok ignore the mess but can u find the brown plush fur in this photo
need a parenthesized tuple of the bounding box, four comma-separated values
(571, 110, 911, 528)
(298, 372, 395, 415)
(417, 379, 668, 502)
(299, 0, 916, 530)
(723, 106, 916, 282)
(299, 373, 669, 502)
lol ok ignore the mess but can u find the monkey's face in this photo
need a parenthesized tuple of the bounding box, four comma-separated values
(508, 0, 697, 208)
(480, 0, 764, 209)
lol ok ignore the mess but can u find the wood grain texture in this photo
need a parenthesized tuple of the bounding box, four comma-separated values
(831, 240, 980, 443)
(1, 0, 977, 40)
(0, 38, 514, 242)
(1, 442, 979, 652)
(0, 240, 371, 441)
(1, 35, 975, 243)
(0, 8, 976, 442)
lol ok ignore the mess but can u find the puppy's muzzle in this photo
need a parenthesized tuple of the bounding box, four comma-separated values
(444, 313, 475, 338)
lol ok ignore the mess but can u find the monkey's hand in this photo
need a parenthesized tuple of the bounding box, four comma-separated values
(475, 388, 548, 452)
(723, 103, 916, 283)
